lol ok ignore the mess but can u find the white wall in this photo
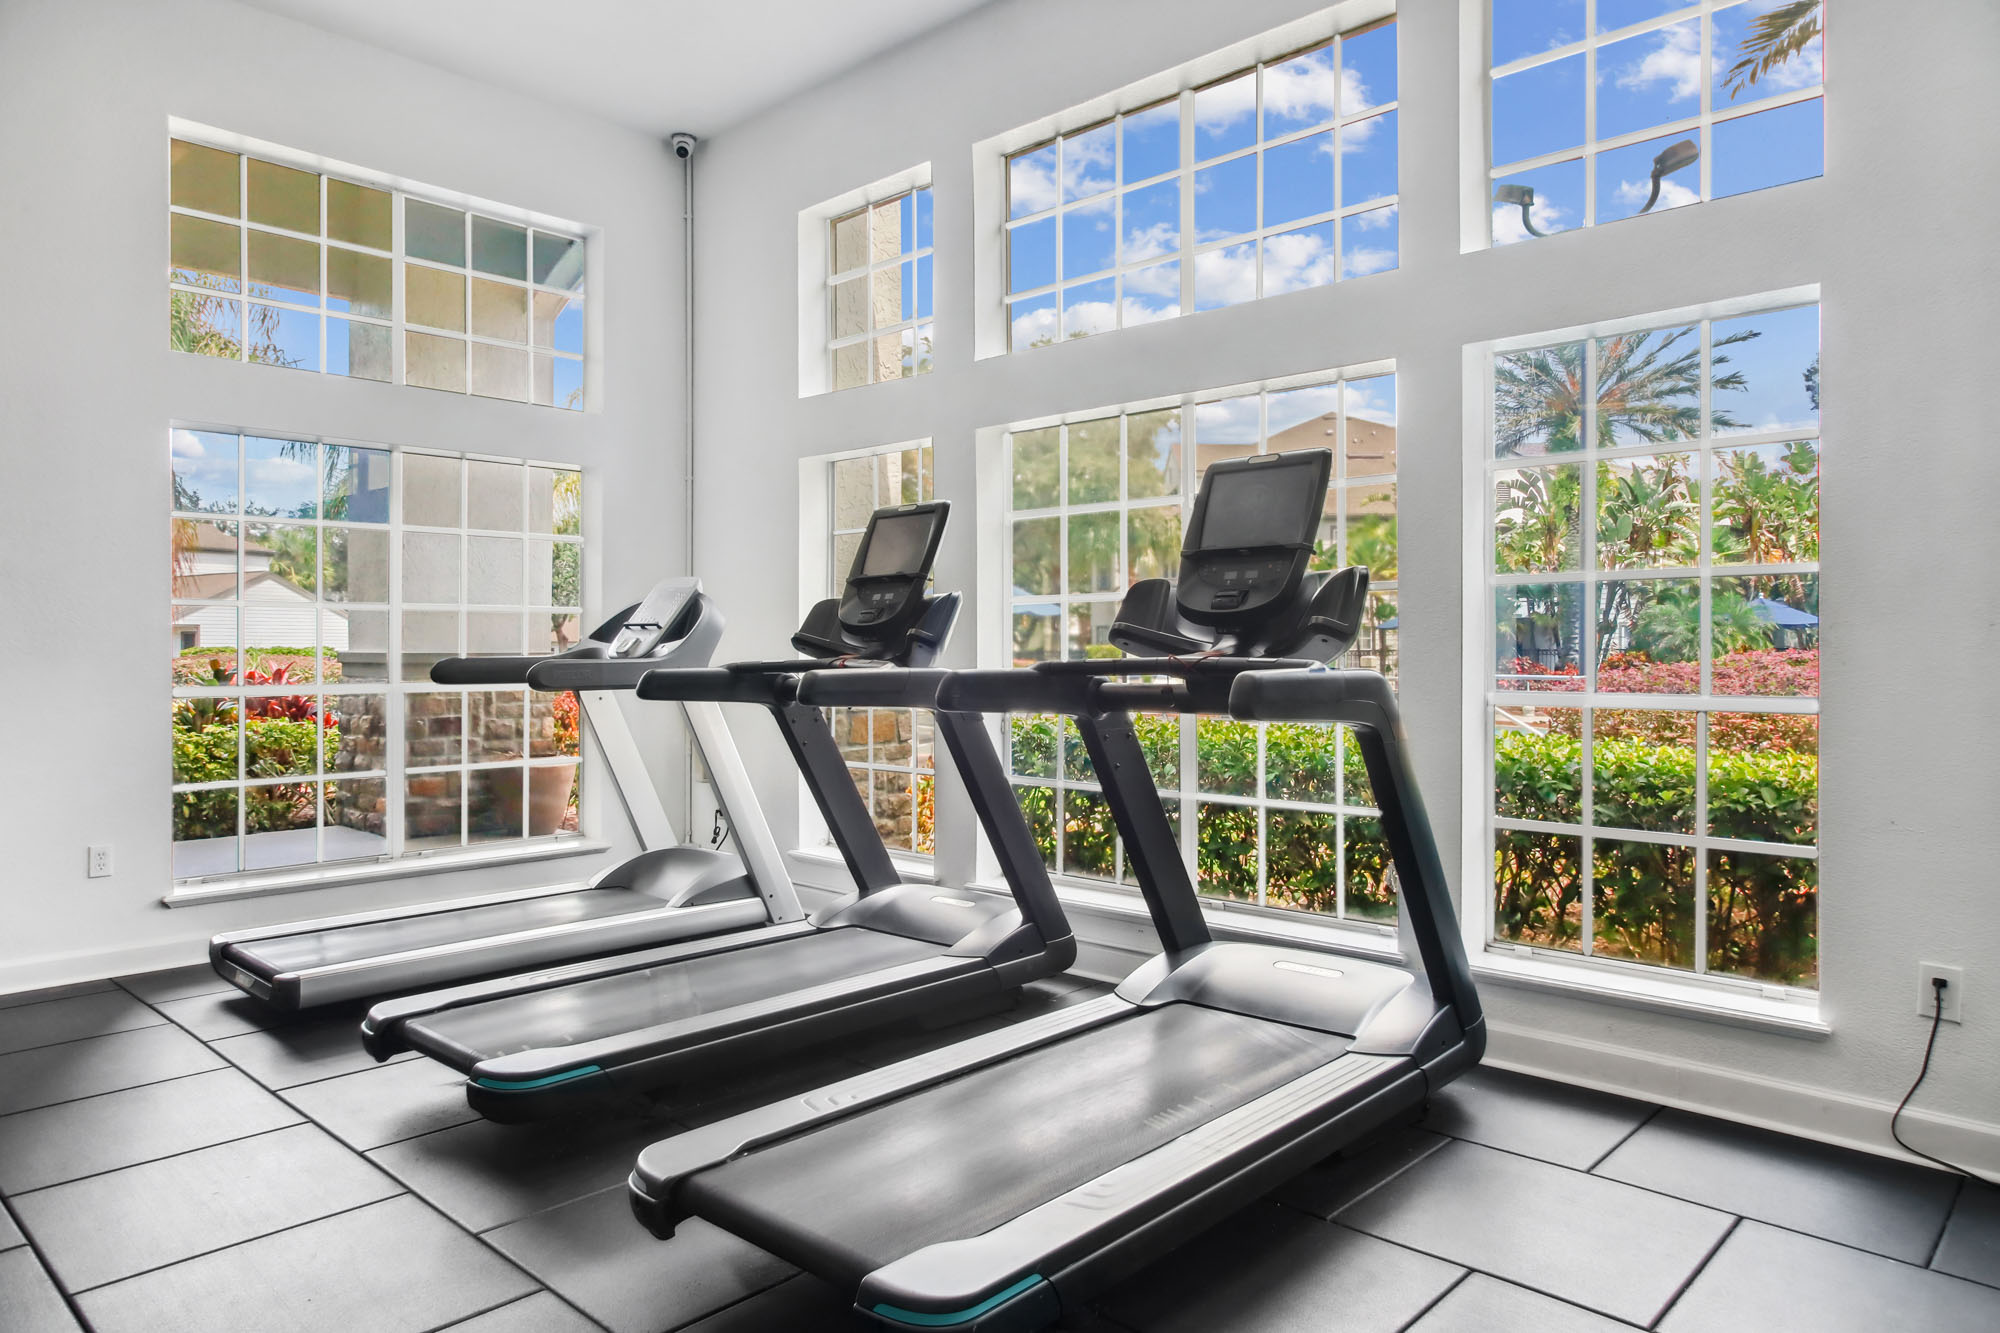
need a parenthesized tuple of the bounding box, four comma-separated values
(0, 0, 689, 987)
(688, 0, 2000, 1166)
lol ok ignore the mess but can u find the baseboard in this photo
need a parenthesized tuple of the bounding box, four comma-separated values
(0, 936, 210, 998)
(1486, 1019, 2000, 1179)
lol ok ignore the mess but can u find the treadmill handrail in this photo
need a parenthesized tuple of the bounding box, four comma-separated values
(634, 666, 798, 706)
(795, 667, 947, 710)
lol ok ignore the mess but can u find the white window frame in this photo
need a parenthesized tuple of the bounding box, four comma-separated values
(826, 188, 935, 391)
(171, 426, 589, 888)
(167, 118, 593, 410)
(796, 165, 932, 397)
(1462, 285, 1822, 1003)
(1470, 0, 1825, 250)
(997, 362, 1399, 927)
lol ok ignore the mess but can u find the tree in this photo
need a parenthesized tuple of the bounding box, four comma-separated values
(1598, 455, 1697, 568)
(1720, 1, 1822, 102)
(1494, 326, 1758, 459)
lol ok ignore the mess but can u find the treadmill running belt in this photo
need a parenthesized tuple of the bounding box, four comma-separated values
(223, 888, 667, 977)
(682, 1003, 1347, 1287)
(404, 927, 947, 1067)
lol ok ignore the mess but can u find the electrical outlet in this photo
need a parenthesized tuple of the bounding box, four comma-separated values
(1918, 963, 1964, 1024)
(87, 844, 113, 878)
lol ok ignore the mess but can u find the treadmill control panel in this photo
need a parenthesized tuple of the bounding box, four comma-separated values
(836, 502, 950, 649)
(609, 578, 699, 658)
(1175, 451, 1331, 631)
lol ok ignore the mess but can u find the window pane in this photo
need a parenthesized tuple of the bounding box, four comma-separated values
(1193, 71, 1256, 161)
(528, 468, 582, 536)
(464, 767, 521, 842)
(1119, 180, 1178, 264)
(1062, 279, 1116, 339)
(470, 279, 528, 342)
(1707, 850, 1816, 986)
(406, 769, 463, 851)
(402, 452, 461, 527)
(172, 697, 239, 783)
(1009, 143, 1057, 219)
(1597, 577, 1700, 688)
(1009, 293, 1058, 351)
(1495, 830, 1582, 950)
(1341, 21, 1397, 113)
(341, 610, 390, 681)
(1492, 158, 1584, 245)
(466, 535, 523, 603)
(1066, 600, 1121, 660)
(1011, 518, 1058, 595)
(1345, 376, 1397, 472)
(247, 231, 319, 305)
(1494, 704, 1580, 821)
(1263, 131, 1332, 229)
(1492, 52, 1585, 167)
(171, 140, 239, 215)
(171, 215, 240, 291)
(1492, 0, 1585, 66)
(529, 540, 582, 607)
(171, 291, 242, 365)
(1599, 0, 1683, 33)
(831, 277, 867, 342)
(1710, 712, 1816, 845)
(1121, 100, 1180, 182)
(327, 246, 391, 318)
(470, 217, 528, 280)
(328, 319, 392, 382)
(402, 531, 460, 602)
(1496, 584, 1584, 687)
(1594, 19, 1700, 141)
(1262, 808, 1338, 914)
(1263, 45, 1337, 139)
(1265, 720, 1337, 804)
(1346, 481, 1396, 580)
(533, 232, 585, 290)
(241, 439, 317, 525)
(1263, 221, 1337, 297)
(406, 264, 466, 331)
(1711, 304, 1819, 436)
(467, 460, 524, 532)
(1125, 409, 1181, 499)
(173, 430, 238, 513)
(1494, 464, 1582, 572)
(1009, 216, 1056, 293)
(405, 690, 462, 768)
(468, 689, 526, 763)
(325, 693, 388, 771)
(1011, 428, 1059, 508)
(1063, 194, 1116, 277)
(246, 304, 318, 370)
(1121, 262, 1180, 326)
(1061, 122, 1115, 203)
(324, 778, 387, 861)
(1712, 441, 1818, 565)
(245, 782, 318, 870)
(1596, 132, 1701, 224)
(1196, 802, 1258, 900)
(1597, 452, 1697, 568)
(1193, 155, 1254, 243)
(405, 200, 466, 267)
(1066, 512, 1119, 594)
(1593, 838, 1694, 968)
(1010, 714, 1057, 778)
(406, 332, 466, 393)
(1063, 789, 1115, 881)
(532, 292, 584, 352)
(1592, 709, 1695, 832)
(247, 160, 319, 234)
(327, 179, 391, 250)
(1340, 112, 1396, 207)
(1494, 344, 1585, 454)
(1066, 418, 1119, 503)
(1343, 814, 1397, 921)
(470, 342, 529, 402)
(1713, 574, 1818, 695)
(913, 189, 933, 251)
(1197, 717, 1257, 796)
(1193, 241, 1256, 312)
(1341, 206, 1398, 279)
(870, 264, 904, 328)
(1712, 2, 1824, 109)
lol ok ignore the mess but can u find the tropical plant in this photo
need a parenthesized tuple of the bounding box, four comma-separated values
(1597, 456, 1697, 567)
(1494, 464, 1582, 573)
(1719, 1, 1822, 102)
(1494, 326, 1757, 458)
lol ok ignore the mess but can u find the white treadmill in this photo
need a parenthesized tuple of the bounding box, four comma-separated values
(208, 578, 798, 1011)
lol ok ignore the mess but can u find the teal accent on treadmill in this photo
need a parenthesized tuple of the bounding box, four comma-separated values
(472, 1064, 604, 1091)
(871, 1274, 1046, 1327)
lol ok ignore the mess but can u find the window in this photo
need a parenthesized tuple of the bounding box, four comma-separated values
(1004, 15, 1398, 350)
(1002, 369, 1400, 922)
(1487, 0, 1824, 245)
(825, 444, 936, 852)
(168, 134, 587, 409)
(827, 187, 934, 390)
(1482, 297, 1820, 990)
(171, 431, 585, 879)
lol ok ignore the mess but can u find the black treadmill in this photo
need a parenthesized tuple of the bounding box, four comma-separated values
(359, 502, 1078, 1121)
(209, 579, 800, 1011)
(628, 450, 1485, 1333)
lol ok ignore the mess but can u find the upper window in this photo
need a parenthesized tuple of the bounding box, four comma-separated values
(828, 188, 934, 391)
(1004, 15, 1398, 351)
(1002, 368, 1399, 922)
(171, 432, 585, 880)
(1487, 1, 1824, 245)
(168, 135, 588, 409)
(1481, 297, 1820, 991)
(825, 444, 936, 854)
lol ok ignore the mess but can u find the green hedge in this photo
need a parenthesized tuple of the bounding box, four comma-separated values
(173, 719, 337, 840)
(1493, 730, 1817, 985)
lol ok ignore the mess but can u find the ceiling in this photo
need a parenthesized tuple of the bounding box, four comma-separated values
(235, 0, 994, 138)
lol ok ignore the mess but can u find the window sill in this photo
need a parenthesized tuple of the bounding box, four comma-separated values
(1473, 947, 1829, 1037)
(164, 838, 612, 908)
(787, 844, 940, 893)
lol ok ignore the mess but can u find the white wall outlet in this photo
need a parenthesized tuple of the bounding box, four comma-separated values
(87, 844, 113, 878)
(1918, 963, 1964, 1024)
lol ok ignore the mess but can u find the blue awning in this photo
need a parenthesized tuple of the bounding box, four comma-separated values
(1749, 596, 1818, 627)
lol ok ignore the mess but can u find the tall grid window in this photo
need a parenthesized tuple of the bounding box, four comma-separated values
(1487, 0, 1824, 245)
(1004, 15, 1398, 351)
(168, 136, 587, 410)
(828, 187, 934, 391)
(1002, 370, 1401, 923)
(826, 444, 936, 853)
(1483, 299, 1820, 990)
(171, 431, 585, 879)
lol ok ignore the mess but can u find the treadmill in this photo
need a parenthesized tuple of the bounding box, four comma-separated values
(210, 578, 798, 1011)
(628, 450, 1485, 1333)
(359, 501, 1078, 1121)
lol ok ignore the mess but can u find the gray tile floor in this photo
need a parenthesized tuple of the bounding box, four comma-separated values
(0, 965, 1993, 1332)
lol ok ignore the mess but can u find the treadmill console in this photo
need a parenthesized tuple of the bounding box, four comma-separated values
(834, 502, 949, 648)
(608, 578, 701, 658)
(1177, 451, 1331, 631)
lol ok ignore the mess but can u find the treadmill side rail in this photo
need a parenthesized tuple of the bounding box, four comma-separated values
(629, 995, 1132, 1238)
(852, 1051, 1414, 1331)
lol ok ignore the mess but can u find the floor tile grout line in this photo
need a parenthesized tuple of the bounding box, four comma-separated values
(59, 1189, 410, 1297)
(2, 1188, 100, 1332)
(1327, 1219, 1656, 1330)
(0, 982, 120, 1012)
(0, 1016, 173, 1060)
(1646, 1214, 1740, 1330)
(115, 977, 237, 1006)
(413, 1286, 608, 1333)
(659, 1270, 804, 1333)
(4, 1119, 317, 1200)
(0, 1060, 231, 1121)
(1390, 1267, 1470, 1332)
(1924, 1173, 1967, 1270)
(1586, 1103, 1664, 1174)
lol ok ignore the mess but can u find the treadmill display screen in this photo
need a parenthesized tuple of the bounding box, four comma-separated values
(858, 512, 935, 578)
(1195, 456, 1324, 550)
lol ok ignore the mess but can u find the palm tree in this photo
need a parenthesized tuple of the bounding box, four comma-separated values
(1720, 1, 1823, 102)
(1494, 327, 1758, 459)
(1598, 456, 1697, 567)
(1495, 464, 1582, 573)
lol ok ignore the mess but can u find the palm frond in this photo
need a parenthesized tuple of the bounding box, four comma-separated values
(1721, 0, 1822, 101)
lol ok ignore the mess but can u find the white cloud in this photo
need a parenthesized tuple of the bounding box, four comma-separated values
(1122, 261, 1179, 300)
(1345, 377, 1395, 425)
(1612, 174, 1698, 213)
(1121, 294, 1179, 327)
(1491, 193, 1569, 245)
(1611, 20, 1701, 102)
(1351, 203, 1397, 232)
(1261, 229, 1338, 296)
(1267, 383, 1342, 434)
(1341, 244, 1397, 279)
(1194, 242, 1258, 309)
(1065, 298, 1117, 338)
(171, 429, 207, 459)
(1121, 220, 1178, 264)
(1010, 152, 1057, 216)
(1010, 301, 1059, 349)
(1061, 125, 1116, 201)
(1196, 393, 1262, 442)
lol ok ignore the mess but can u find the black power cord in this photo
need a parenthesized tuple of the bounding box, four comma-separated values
(1890, 977, 1997, 1186)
